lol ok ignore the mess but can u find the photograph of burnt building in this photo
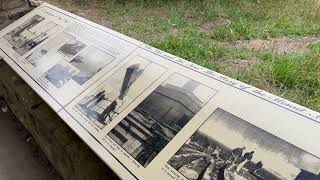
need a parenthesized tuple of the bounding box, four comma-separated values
(108, 74, 215, 167)
(4, 15, 61, 56)
(58, 39, 86, 58)
(168, 108, 320, 180)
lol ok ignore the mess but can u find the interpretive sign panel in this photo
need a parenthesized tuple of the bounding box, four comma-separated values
(0, 6, 140, 108)
(0, 3, 320, 180)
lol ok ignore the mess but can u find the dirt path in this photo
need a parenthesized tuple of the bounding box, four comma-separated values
(0, 106, 62, 180)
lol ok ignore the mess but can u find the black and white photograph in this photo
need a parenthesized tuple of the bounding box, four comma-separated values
(4, 15, 61, 56)
(44, 60, 79, 88)
(58, 39, 86, 57)
(168, 108, 320, 180)
(26, 46, 50, 67)
(26, 33, 84, 68)
(108, 74, 216, 167)
(70, 46, 114, 85)
(25, 33, 70, 67)
(75, 57, 167, 129)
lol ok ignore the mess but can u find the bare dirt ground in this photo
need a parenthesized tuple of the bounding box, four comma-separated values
(0, 103, 62, 180)
(46, 0, 113, 28)
(234, 37, 320, 54)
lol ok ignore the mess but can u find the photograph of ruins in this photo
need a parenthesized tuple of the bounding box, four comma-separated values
(26, 45, 50, 67)
(70, 46, 114, 85)
(168, 108, 320, 180)
(44, 60, 78, 88)
(26, 32, 79, 69)
(4, 15, 61, 56)
(76, 57, 166, 129)
(108, 74, 215, 167)
(29, 31, 114, 88)
(58, 39, 86, 58)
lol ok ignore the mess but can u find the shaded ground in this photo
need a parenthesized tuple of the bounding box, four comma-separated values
(44, 0, 320, 112)
(0, 103, 62, 180)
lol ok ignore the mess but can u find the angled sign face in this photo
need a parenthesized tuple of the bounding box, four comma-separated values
(0, 3, 319, 180)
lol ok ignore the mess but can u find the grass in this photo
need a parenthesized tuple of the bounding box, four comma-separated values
(150, 35, 227, 71)
(102, 0, 320, 41)
(46, 0, 320, 112)
(238, 48, 320, 110)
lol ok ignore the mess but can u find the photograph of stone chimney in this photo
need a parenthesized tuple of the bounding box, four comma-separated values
(75, 57, 167, 129)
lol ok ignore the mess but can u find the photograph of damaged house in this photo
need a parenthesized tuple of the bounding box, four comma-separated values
(108, 73, 216, 167)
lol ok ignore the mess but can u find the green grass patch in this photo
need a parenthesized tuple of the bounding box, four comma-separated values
(232, 48, 249, 60)
(68, 0, 320, 40)
(237, 50, 320, 111)
(46, 0, 320, 111)
(151, 35, 227, 71)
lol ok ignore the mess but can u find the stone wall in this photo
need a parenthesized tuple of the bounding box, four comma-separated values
(1, 0, 27, 11)
(0, 2, 119, 180)
(0, 0, 33, 29)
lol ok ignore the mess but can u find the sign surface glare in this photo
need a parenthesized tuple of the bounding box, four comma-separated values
(0, 3, 319, 180)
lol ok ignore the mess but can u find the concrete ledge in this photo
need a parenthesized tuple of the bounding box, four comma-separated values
(1, 0, 27, 11)
(0, 60, 119, 180)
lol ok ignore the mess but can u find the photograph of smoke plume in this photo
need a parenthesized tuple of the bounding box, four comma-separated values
(4, 15, 61, 56)
(70, 46, 114, 85)
(44, 60, 79, 88)
(108, 74, 216, 167)
(168, 108, 320, 180)
(75, 57, 166, 129)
